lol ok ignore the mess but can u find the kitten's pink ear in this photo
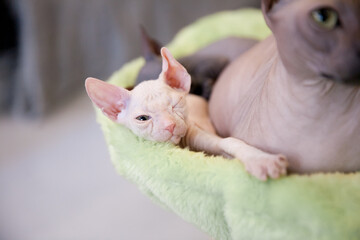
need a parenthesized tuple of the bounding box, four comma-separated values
(160, 47, 191, 93)
(85, 77, 130, 121)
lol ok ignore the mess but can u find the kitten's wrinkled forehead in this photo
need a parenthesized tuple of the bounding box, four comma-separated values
(133, 80, 167, 98)
(131, 80, 181, 108)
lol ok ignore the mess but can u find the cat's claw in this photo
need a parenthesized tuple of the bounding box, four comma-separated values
(243, 154, 288, 181)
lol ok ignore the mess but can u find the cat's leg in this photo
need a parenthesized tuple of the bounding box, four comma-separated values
(183, 124, 288, 181)
(218, 137, 288, 181)
(186, 94, 216, 134)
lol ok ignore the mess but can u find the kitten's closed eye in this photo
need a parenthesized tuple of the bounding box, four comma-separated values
(173, 97, 185, 109)
(136, 115, 152, 121)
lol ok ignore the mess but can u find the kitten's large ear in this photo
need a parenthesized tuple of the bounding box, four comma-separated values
(85, 77, 130, 121)
(261, 0, 280, 29)
(160, 47, 191, 93)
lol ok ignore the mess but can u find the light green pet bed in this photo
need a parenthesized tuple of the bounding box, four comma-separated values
(97, 9, 360, 240)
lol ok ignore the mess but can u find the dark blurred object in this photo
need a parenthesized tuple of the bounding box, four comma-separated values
(0, 0, 18, 113)
(0, 0, 17, 54)
(0, 0, 17, 52)
(5, 0, 260, 117)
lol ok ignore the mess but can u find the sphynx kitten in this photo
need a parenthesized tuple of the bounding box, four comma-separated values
(210, 0, 360, 173)
(85, 47, 288, 181)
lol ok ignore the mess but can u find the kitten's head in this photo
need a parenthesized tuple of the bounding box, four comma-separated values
(262, 0, 360, 85)
(85, 48, 191, 144)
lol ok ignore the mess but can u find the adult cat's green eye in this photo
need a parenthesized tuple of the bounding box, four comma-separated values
(136, 115, 151, 121)
(311, 8, 340, 30)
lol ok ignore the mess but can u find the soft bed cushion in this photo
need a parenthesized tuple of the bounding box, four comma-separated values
(96, 9, 360, 240)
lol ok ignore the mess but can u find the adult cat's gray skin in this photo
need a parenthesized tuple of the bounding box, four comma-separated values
(209, 0, 360, 174)
(136, 27, 258, 100)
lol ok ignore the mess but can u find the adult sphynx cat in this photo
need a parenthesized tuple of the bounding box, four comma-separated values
(210, 0, 360, 173)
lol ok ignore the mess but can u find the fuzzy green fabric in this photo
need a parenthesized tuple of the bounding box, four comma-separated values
(96, 9, 360, 240)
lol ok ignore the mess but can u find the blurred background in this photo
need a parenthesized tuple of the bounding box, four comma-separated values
(0, 0, 260, 239)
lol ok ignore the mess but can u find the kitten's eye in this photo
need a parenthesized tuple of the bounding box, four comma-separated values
(311, 8, 340, 30)
(136, 115, 151, 121)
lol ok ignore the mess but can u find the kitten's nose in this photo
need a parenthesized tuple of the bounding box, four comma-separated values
(165, 123, 176, 134)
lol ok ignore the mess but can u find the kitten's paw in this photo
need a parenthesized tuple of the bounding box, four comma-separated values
(243, 154, 288, 181)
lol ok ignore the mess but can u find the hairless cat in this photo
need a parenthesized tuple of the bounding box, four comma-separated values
(209, 0, 360, 173)
(86, 48, 288, 181)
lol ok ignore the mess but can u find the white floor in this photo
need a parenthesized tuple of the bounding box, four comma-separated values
(0, 92, 209, 240)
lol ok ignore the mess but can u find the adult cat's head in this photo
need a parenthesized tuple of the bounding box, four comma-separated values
(85, 48, 191, 144)
(262, 0, 360, 85)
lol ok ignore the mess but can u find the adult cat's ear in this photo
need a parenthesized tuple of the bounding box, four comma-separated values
(160, 47, 191, 93)
(261, 0, 280, 29)
(140, 25, 162, 61)
(85, 77, 130, 121)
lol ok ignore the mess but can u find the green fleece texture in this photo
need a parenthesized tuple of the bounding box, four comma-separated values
(96, 9, 360, 240)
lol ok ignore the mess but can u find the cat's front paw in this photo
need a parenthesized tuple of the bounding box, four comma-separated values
(243, 154, 288, 181)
